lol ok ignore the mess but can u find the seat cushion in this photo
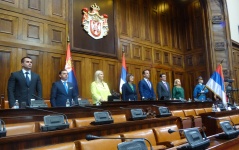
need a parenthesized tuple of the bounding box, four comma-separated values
(121, 128, 157, 146)
(75, 135, 121, 150)
(30, 142, 76, 150)
(6, 122, 38, 136)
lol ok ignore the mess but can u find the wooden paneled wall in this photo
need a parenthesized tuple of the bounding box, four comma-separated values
(0, 0, 235, 102)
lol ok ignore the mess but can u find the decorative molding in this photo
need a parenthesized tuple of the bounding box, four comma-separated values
(132, 44, 142, 60)
(185, 55, 193, 66)
(154, 49, 162, 64)
(214, 41, 226, 51)
(212, 15, 223, 24)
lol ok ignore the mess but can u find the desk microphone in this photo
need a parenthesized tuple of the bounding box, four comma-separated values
(168, 127, 210, 150)
(77, 105, 114, 125)
(0, 119, 6, 138)
(26, 106, 69, 131)
(85, 134, 153, 150)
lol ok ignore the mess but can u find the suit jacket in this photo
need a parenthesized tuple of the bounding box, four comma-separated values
(138, 79, 156, 100)
(7, 70, 42, 108)
(50, 81, 78, 107)
(157, 81, 171, 100)
(121, 83, 137, 101)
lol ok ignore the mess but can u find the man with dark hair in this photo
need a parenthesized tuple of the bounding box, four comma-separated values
(50, 69, 78, 107)
(157, 73, 171, 100)
(7, 56, 42, 108)
(138, 69, 156, 100)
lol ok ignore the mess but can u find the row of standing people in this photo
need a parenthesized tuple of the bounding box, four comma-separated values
(121, 69, 209, 102)
(7, 57, 209, 108)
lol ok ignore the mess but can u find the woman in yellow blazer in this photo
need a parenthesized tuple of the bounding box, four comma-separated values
(91, 70, 111, 104)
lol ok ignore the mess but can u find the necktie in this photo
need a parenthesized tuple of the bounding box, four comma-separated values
(63, 82, 68, 94)
(163, 82, 168, 91)
(147, 80, 151, 89)
(25, 72, 30, 86)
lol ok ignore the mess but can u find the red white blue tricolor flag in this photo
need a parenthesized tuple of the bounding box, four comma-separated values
(119, 53, 127, 94)
(65, 42, 79, 95)
(206, 64, 226, 104)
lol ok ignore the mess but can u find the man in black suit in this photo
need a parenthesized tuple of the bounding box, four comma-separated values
(138, 69, 156, 100)
(7, 56, 42, 108)
(50, 69, 78, 107)
(157, 73, 171, 100)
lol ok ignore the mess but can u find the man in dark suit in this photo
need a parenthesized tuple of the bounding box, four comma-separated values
(138, 69, 156, 100)
(50, 69, 78, 107)
(7, 56, 42, 108)
(157, 73, 171, 100)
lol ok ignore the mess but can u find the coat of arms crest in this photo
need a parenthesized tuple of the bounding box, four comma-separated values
(82, 3, 109, 39)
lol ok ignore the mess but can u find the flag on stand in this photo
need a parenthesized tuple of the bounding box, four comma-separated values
(65, 42, 79, 95)
(206, 64, 226, 104)
(119, 53, 127, 94)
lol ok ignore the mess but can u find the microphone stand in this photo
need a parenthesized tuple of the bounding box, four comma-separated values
(208, 116, 236, 130)
(0, 119, 6, 137)
(86, 134, 153, 150)
(26, 106, 68, 124)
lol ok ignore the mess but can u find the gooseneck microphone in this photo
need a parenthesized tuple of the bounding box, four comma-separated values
(26, 106, 69, 131)
(85, 134, 153, 150)
(0, 119, 6, 138)
(26, 106, 69, 123)
(32, 94, 44, 100)
(207, 116, 236, 129)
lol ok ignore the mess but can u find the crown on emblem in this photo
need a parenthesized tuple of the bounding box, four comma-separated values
(91, 3, 100, 11)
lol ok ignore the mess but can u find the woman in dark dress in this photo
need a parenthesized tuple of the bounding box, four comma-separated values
(121, 74, 138, 101)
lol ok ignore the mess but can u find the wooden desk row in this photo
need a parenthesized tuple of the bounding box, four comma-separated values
(0, 117, 178, 149)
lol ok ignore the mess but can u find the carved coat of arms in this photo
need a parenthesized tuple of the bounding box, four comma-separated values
(82, 3, 109, 39)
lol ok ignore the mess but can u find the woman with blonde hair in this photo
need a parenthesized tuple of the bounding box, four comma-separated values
(91, 70, 111, 104)
(172, 79, 185, 99)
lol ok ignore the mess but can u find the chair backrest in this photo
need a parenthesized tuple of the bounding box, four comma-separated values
(194, 108, 205, 115)
(6, 122, 39, 136)
(216, 116, 231, 128)
(74, 117, 95, 127)
(230, 115, 239, 125)
(75, 134, 121, 150)
(171, 110, 185, 117)
(153, 125, 181, 142)
(183, 109, 196, 117)
(112, 114, 127, 123)
(204, 107, 212, 113)
(44, 100, 51, 107)
(39, 119, 75, 129)
(30, 142, 76, 150)
(4, 100, 9, 109)
(120, 128, 157, 147)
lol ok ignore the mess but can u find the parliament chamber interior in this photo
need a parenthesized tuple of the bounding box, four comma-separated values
(1, 0, 239, 149)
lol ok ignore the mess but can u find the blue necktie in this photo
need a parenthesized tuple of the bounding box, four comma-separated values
(63, 82, 68, 94)
(25, 72, 30, 86)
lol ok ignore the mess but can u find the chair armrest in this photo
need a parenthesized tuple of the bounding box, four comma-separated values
(157, 141, 173, 148)
(170, 138, 187, 146)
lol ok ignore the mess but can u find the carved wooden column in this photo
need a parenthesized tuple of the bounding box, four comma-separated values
(201, 0, 233, 77)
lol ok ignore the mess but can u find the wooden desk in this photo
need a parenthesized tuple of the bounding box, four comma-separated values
(200, 110, 239, 135)
(0, 101, 212, 124)
(0, 117, 177, 149)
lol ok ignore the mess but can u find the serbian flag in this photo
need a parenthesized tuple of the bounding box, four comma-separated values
(119, 53, 127, 94)
(206, 64, 226, 104)
(65, 42, 79, 95)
